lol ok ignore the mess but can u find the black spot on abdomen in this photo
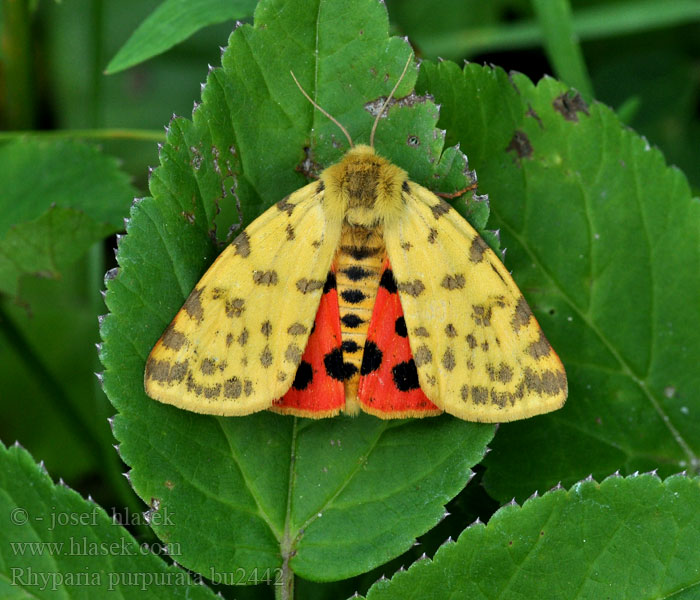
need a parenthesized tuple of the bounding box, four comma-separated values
(341, 289, 366, 304)
(392, 360, 420, 392)
(341, 313, 363, 328)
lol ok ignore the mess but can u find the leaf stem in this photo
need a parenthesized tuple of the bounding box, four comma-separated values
(278, 417, 299, 600)
(2, 0, 36, 128)
(0, 129, 166, 142)
(531, 0, 594, 100)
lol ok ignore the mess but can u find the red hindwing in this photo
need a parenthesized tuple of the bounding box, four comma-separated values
(358, 259, 441, 418)
(272, 272, 345, 417)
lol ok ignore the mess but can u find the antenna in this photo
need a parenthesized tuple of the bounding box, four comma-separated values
(369, 52, 414, 148)
(290, 71, 354, 149)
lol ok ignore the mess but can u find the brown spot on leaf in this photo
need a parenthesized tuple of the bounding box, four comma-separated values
(506, 130, 533, 159)
(553, 91, 589, 122)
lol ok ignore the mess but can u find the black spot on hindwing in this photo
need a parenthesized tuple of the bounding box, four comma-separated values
(392, 360, 420, 392)
(323, 347, 358, 381)
(360, 341, 383, 375)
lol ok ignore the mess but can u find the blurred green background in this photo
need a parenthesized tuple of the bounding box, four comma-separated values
(0, 0, 698, 597)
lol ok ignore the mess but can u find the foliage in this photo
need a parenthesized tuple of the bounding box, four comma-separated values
(0, 0, 698, 598)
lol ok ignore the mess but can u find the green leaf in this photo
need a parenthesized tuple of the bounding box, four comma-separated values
(0, 440, 219, 598)
(0, 139, 136, 298)
(417, 61, 700, 502)
(363, 474, 700, 599)
(101, 0, 492, 585)
(105, 0, 257, 74)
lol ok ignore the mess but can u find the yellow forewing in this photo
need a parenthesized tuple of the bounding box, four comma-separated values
(384, 183, 567, 422)
(144, 181, 341, 415)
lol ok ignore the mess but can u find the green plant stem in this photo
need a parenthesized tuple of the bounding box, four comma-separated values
(0, 301, 145, 531)
(2, 0, 36, 128)
(89, 0, 105, 127)
(0, 129, 166, 142)
(532, 0, 594, 99)
(421, 0, 700, 58)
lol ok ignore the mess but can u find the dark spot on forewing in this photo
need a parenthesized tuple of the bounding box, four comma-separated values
(260, 346, 273, 367)
(414, 345, 432, 366)
(200, 358, 216, 375)
(430, 200, 451, 219)
(225, 298, 245, 318)
(277, 195, 294, 215)
(161, 324, 186, 351)
(528, 331, 552, 359)
(442, 348, 456, 371)
(253, 270, 278, 286)
(398, 280, 425, 297)
(286, 224, 295, 241)
(285, 344, 302, 365)
(524, 367, 567, 396)
(441, 274, 465, 290)
(297, 278, 324, 294)
(238, 328, 249, 346)
(512, 297, 532, 333)
(233, 231, 250, 257)
(469, 237, 488, 263)
(288, 323, 307, 336)
(183, 287, 205, 322)
(428, 228, 438, 244)
(224, 377, 242, 399)
(445, 324, 457, 337)
(261, 321, 272, 337)
(146, 358, 189, 383)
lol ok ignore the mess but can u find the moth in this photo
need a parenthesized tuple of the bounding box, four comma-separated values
(144, 57, 567, 422)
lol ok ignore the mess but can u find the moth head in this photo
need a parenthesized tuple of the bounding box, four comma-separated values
(321, 145, 406, 227)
